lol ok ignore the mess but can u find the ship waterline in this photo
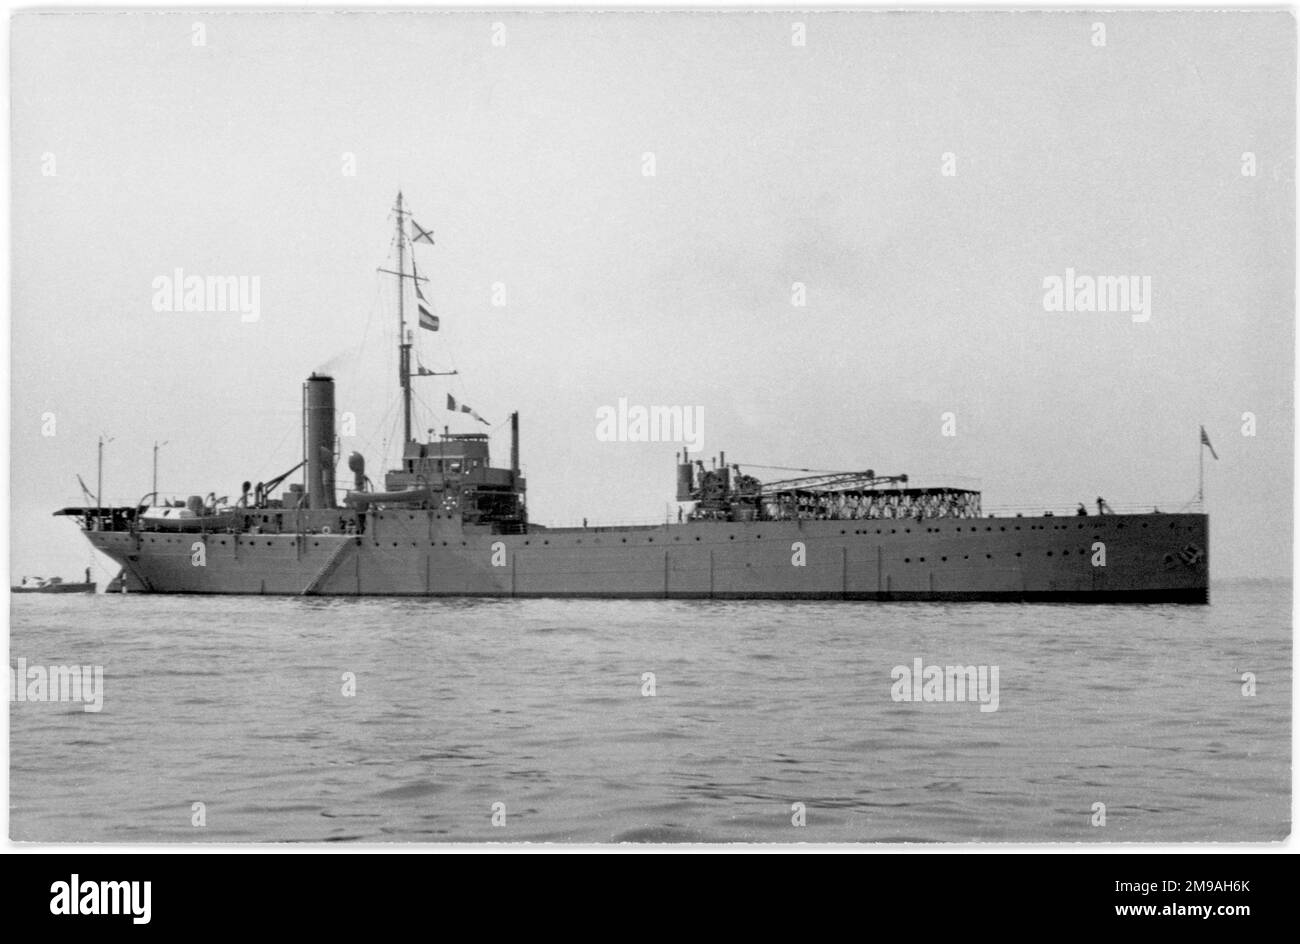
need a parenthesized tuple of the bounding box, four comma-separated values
(86, 512, 1208, 602)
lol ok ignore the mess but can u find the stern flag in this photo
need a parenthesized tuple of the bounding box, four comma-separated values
(411, 220, 436, 245)
(1200, 426, 1219, 460)
(418, 303, 439, 331)
(447, 394, 457, 411)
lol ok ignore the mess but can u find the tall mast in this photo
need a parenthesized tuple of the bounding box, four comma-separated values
(395, 192, 413, 445)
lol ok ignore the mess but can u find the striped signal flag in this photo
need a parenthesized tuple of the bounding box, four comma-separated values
(1200, 426, 1219, 460)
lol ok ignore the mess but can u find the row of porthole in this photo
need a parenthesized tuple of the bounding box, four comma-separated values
(839, 526, 1110, 541)
(350, 511, 1179, 531)
(902, 549, 1089, 563)
(138, 524, 1160, 551)
(150, 537, 293, 547)
(376, 541, 470, 547)
(143, 531, 1093, 551)
(119, 517, 1185, 544)
(144, 523, 1171, 547)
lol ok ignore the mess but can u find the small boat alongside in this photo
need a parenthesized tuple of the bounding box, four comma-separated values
(11, 569, 96, 594)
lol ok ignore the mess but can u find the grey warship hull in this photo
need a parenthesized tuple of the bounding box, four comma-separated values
(86, 510, 1208, 602)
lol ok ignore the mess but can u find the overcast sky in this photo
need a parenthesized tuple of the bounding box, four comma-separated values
(9, 10, 1295, 582)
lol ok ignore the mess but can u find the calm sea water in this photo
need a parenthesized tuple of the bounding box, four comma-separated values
(9, 581, 1291, 843)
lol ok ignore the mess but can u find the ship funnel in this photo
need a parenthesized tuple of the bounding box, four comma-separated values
(304, 373, 337, 509)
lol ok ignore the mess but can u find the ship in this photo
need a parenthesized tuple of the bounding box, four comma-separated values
(11, 569, 96, 594)
(56, 194, 1209, 602)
